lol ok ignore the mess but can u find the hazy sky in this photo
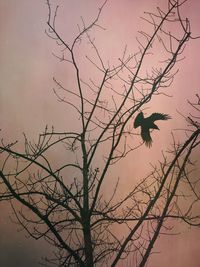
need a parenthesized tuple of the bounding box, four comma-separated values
(0, 0, 200, 266)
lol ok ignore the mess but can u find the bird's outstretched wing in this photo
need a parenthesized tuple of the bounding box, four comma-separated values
(134, 112, 144, 128)
(141, 127, 152, 147)
(149, 113, 171, 122)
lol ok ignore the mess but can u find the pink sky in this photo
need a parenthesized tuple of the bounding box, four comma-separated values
(0, 0, 200, 266)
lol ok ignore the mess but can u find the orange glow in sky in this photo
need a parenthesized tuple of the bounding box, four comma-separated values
(0, 1, 200, 266)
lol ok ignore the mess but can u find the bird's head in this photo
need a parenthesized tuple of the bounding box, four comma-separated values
(153, 124, 159, 130)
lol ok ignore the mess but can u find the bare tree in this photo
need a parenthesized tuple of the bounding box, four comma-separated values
(0, 1, 200, 266)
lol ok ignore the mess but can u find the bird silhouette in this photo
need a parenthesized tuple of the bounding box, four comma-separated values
(134, 112, 171, 147)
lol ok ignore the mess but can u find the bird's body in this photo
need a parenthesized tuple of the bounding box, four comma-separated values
(134, 112, 171, 147)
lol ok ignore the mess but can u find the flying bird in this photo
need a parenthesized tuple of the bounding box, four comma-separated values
(134, 112, 171, 147)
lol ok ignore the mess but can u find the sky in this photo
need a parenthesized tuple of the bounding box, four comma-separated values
(0, 0, 200, 266)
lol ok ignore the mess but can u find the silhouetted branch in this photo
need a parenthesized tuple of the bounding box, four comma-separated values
(0, 1, 199, 266)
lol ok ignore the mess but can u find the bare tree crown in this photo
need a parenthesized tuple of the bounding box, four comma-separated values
(0, 1, 200, 266)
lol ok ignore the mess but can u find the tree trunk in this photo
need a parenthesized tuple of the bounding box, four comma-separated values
(83, 219, 93, 267)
